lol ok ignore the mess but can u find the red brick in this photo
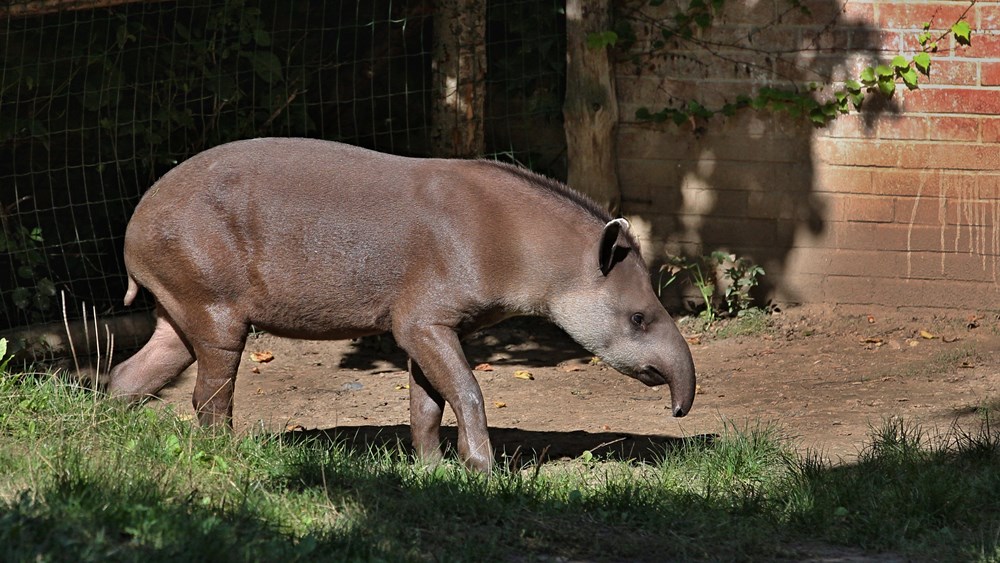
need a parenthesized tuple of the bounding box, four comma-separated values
(901, 88, 1000, 115)
(814, 138, 902, 167)
(898, 143, 1000, 171)
(922, 60, 978, 87)
(843, 2, 875, 23)
(842, 195, 896, 223)
(978, 3, 1000, 30)
(909, 252, 1000, 284)
(894, 196, 946, 226)
(983, 63, 1000, 87)
(819, 114, 869, 139)
(746, 190, 799, 220)
(928, 116, 980, 142)
(956, 33, 1000, 59)
(815, 166, 874, 195)
(779, 0, 849, 26)
(873, 170, 942, 196)
(977, 174, 1000, 192)
(877, 116, 929, 140)
(878, 3, 972, 30)
(983, 119, 1000, 143)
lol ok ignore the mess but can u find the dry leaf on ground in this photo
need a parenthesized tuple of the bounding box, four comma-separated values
(250, 351, 274, 363)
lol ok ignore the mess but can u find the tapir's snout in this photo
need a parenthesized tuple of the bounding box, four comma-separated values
(634, 350, 695, 418)
(667, 352, 696, 418)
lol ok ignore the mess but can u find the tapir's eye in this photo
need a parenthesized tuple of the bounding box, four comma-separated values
(630, 313, 645, 328)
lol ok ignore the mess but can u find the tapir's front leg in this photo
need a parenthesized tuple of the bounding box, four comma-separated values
(395, 324, 493, 472)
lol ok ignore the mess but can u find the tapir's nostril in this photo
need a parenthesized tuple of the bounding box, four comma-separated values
(673, 405, 687, 418)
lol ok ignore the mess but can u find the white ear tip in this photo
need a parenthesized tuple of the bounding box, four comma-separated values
(608, 218, 630, 231)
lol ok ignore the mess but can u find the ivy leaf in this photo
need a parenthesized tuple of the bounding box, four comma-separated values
(844, 79, 862, 94)
(875, 65, 894, 78)
(245, 51, 284, 84)
(913, 52, 932, 75)
(899, 66, 919, 90)
(860, 67, 876, 85)
(585, 31, 618, 49)
(850, 92, 865, 110)
(877, 76, 896, 96)
(635, 107, 652, 120)
(951, 20, 971, 46)
(891, 55, 908, 70)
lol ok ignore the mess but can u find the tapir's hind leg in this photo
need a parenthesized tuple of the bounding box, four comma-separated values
(108, 304, 195, 401)
(408, 358, 446, 464)
(187, 311, 248, 428)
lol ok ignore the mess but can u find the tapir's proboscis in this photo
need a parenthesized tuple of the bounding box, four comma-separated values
(109, 138, 696, 472)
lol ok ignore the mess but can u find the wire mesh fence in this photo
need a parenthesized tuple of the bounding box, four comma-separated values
(0, 0, 566, 336)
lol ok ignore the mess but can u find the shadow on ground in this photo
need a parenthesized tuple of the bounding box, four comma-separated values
(284, 424, 718, 468)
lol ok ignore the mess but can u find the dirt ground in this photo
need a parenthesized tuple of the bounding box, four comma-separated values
(155, 305, 998, 465)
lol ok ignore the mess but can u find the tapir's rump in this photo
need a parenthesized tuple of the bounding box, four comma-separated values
(109, 138, 696, 472)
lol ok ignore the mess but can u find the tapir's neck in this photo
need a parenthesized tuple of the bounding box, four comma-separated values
(502, 216, 604, 319)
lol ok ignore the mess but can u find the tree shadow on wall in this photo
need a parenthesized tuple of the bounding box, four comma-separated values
(615, 1, 897, 307)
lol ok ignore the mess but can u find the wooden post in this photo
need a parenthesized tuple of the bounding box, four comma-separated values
(1, 0, 166, 18)
(430, 0, 486, 158)
(563, 0, 621, 214)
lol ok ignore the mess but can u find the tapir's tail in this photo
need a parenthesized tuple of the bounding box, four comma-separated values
(123, 275, 140, 306)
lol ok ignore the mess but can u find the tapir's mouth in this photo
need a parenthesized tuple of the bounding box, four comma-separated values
(635, 366, 668, 387)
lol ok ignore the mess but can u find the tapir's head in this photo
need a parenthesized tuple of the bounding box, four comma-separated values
(548, 218, 696, 418)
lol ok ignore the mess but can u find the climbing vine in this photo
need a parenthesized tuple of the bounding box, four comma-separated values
(589, 0, 976, 127)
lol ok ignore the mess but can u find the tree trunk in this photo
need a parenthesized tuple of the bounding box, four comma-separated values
(563, 0, 621, 215)
(430, 0, 486, 158)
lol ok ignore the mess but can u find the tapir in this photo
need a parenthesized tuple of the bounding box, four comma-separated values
(108, 137, 696, 472)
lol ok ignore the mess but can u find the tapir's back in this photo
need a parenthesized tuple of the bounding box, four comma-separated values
(125, 138, 486, 338)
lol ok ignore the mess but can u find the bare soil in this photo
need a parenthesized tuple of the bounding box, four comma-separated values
(155, 306, 998, 464)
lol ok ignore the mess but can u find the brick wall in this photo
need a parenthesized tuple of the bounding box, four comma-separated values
(615, 0, 1000, 312)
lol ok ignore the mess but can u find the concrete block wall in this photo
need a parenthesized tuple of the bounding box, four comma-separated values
(615, 0, 1000, 312)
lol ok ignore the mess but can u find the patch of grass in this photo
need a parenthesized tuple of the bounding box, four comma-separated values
(713, 308, 772, 339)
(0, 372, 997, 561)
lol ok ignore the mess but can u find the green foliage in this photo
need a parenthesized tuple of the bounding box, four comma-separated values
(0, 373, 997, 560)
(660, 251, 765, 322)
(624, 0, 975, 127)
(0, 223, 55, 322)
(0, 338, 10, 375)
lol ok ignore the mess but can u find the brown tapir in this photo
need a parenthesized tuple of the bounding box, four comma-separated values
(108, 137, 696, 472)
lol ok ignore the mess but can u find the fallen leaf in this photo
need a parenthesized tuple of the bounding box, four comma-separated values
(473, 363, 494, 372)
(919, 330, 937, 340)
(250, 351, 274, 363)
(867, 315, 876, 324)
(513, 370, 534, 380)
(493, 401, 507, 408)
(959, 361, 975, 369)
(251, 366, 260, 374)
(685, 336, 702, 345)
(394, 383, 410, 390)
(695, 384, 704, 395)
(285, 424, 304, 432)
(559, 364, 583, 372)
(942, 335, 960, 343)
(862, 337, 884, 345)
(588, 357, 602, 365)
(601, 424, 611, 431)
(255, 387, 263, 395)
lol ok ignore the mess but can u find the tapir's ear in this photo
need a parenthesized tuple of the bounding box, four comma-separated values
(599, 218, 632, 276)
